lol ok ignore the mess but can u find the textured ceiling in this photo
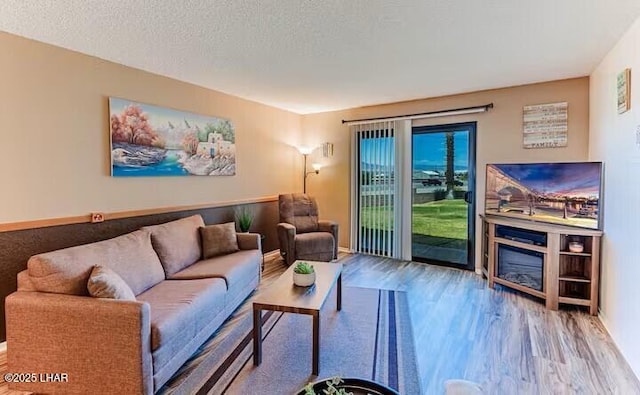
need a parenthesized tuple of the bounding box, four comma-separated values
(1, 1, 640, 114)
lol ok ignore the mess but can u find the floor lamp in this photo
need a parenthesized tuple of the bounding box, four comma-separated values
(299, 147, 321, 194)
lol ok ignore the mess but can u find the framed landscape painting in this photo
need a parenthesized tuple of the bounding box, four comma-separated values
(109, 97, 236, 177)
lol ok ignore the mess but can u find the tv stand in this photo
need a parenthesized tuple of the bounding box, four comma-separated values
(481, 214, 602, 315)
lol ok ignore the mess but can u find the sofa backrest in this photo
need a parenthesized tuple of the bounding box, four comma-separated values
(142, 214, 204, 276)
(27, 229, 165, 296)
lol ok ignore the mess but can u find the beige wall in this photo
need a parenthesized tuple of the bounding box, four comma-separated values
(0, 33, 590, 269)
(589, 15, 640, 377)
(302, 78, 590, 261)
(0, 32, 303, 224)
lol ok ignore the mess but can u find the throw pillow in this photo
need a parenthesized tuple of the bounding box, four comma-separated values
(142, 215, 205, 276)
(87, 265, 136, 301)
(200, 222, 240, 259)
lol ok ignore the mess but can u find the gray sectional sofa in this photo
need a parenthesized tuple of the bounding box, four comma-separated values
(5, 214, 262, 394)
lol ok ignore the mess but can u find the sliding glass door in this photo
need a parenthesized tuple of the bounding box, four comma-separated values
(411, 123, 476, 269)
(349, 120, 475, 269)
(351, 122, 397, 257)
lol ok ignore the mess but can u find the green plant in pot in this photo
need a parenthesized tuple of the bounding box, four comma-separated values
(293, 261, 316, 287)
(303, 377, 352, 395)
(300, 377, 398, 395)
(235, 206, 253, 233)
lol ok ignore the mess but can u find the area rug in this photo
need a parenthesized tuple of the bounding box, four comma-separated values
(160, 286, 420, 395)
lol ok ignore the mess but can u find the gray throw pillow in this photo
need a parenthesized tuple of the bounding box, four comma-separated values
(87, 265, 136, 301)
(200, 222, 240, 259)
(142, 215, 204, 276)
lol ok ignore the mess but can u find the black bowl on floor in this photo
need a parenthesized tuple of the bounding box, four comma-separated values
(297, 377, 399, 395)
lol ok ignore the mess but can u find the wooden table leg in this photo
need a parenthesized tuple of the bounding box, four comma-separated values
(312, 310, 320, 375)
(337, 273, 342, 311)
(253, 306, 262, 366)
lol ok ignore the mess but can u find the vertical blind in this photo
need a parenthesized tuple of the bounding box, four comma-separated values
(350, 121, 397, 257)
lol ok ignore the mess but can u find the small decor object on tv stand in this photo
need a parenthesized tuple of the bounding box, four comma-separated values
(568, 241, 584, 253)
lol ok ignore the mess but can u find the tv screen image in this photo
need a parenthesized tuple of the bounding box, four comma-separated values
(485, 162, 602, 229)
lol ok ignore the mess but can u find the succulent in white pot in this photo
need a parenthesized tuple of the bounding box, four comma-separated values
(293, 262, 316, 287)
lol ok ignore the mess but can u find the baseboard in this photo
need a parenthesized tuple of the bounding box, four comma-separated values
(597, 309, 640, 380)
(263, 248, 350, 262)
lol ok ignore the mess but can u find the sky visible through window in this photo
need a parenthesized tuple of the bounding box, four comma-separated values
(359, 131, 469, 172)
(360, 136, 394, 171)
(413, 131, 469, 172)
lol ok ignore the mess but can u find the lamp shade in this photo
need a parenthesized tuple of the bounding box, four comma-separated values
(298, 146, 313, 155)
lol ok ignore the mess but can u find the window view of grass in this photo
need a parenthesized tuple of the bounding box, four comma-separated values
(412, 199, 467, 240)
(361, 199, 467, 241)
(360, 205, 394, 231)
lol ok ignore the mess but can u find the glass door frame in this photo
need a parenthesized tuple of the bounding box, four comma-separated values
(410, 122, 477, 271)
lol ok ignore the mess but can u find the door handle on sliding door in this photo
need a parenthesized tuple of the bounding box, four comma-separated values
(464, 191, 472, 204)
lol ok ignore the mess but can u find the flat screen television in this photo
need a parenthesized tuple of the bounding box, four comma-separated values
(485, 162, 603, 229)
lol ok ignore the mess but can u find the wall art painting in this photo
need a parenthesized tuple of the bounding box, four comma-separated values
(110, 97, 236, 177)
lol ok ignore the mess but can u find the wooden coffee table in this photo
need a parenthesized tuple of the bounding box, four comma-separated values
(252, 261, 343, 375)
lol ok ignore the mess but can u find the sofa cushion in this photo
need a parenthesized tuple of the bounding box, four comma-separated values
(169, 250, 261, 288)
(136, 278, 226, 352)
(200, 222, 239, 258)
(295, 232, 334, 255)
(87, 265, 136, 301)
(27, 230, 165, 296)
(143, 215, 204, 276)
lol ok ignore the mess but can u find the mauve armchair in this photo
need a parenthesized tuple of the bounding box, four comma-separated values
(277, 194, 339, 266)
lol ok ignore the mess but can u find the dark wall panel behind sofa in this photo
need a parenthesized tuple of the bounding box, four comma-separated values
(0, 200, 280, 341)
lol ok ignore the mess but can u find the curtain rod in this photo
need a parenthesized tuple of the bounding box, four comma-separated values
(342, 103, 494, 125)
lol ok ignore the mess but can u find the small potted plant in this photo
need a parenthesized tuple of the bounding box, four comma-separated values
(235, 206, 253, 233)
(303, 377, 351, 395)
(293, 262, 316, 287)
(300, 377, 398, 395)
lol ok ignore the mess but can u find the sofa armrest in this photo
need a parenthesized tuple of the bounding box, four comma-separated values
(318, 220, 339, 259)
(237, 232, 261, 251)
(277, 223, 296, 266)
(6, 291, 153, 395)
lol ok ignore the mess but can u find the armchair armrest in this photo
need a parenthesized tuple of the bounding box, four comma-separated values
(237, 232, 261, 251)
(277, 222, 297, 266)
(6, 291, 153, 395)
(318, 220, 338, 234)
(318, 220, 339, 260)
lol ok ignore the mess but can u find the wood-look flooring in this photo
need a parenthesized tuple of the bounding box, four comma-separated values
(0, 253, 638, 394)
(340, 254, 640, 394)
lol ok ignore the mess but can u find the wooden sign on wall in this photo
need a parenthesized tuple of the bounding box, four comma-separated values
(523, 102, 568, 149)
(617, 68, 631, 114)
